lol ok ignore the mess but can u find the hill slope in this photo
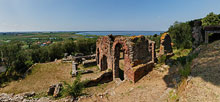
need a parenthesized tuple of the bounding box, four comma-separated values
(179, 40, 220, 102)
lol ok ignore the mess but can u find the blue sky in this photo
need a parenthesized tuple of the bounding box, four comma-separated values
(0, 0, 220, 32)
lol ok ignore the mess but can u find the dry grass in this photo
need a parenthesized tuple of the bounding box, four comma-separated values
(0, 61, 73, 94)
(179, 40, 220, 102)
(0, 60, 103, 94)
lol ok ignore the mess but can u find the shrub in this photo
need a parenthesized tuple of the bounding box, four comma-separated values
(178, 53, 198, 78)
(179, 62, 191, 78)
(158, 55, 167, 64)
(62, 74, 84, 98)
(202, 12, 220, 26)
(146, 34, 161, 49)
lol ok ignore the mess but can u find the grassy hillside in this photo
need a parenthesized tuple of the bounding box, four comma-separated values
(179, 40, 220, 101)
(0, 61, 72, 94)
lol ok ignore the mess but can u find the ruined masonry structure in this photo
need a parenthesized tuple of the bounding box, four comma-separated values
(192, 20, 204, 49)
(159, 33, 173, 55)
(96, 35, 156, 83)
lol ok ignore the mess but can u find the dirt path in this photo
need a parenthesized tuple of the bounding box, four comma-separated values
(80, 66, 174, 102)
(179, 41, 220, 102)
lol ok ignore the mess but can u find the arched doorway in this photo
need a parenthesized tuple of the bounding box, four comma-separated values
(101, 55, 107, 71)
(114, 43, 124, 81)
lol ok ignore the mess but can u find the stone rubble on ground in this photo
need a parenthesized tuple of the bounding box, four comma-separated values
(47, 83, 63, 98)
(0, 92, 75, 102)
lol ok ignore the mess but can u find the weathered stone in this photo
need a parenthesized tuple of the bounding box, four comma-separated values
(85, 71, 113, 87)
(96, 35, 155, 83)
(37, 97, 50, 102)
(53, 83, 62, 98)
(72, 54, 96, 63)
(23, 92, 35, 98)
(47, 83, 63, 98)
(80, 70, 93, 74)
(159, 33, 173, 55)
(0, 92, 72, 102)
(47, 84, 56, 96)
(72, 57, 83, 63)
(149, 40, 156, 62)
(64, 53, 68, 58)
(67, 55, 73, 60)
(72, 61, 78, 77)
(0, 66, 6, 73)
(82, 59, 97, 67)
(75, 53, 84, 57)
(192, 20, 204, 49)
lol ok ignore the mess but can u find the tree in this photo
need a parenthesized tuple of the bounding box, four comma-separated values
(202, 12, 220, 26)
(168, 21, 192, 49)
(62, 40, 75, 55)
(48, 42, 64, 61)
(75, 38, 97, 55)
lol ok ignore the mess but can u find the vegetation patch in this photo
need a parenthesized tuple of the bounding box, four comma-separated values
(61, 74, 85, 98)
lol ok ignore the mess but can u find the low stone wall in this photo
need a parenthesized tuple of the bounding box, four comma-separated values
(82, 59, 97, 67)
(84, 71, 113, 87)
(62, 54, 96, 63)
(127, 61, 154, 83)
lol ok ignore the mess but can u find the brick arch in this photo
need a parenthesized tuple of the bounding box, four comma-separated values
(112, 38, 131, 81)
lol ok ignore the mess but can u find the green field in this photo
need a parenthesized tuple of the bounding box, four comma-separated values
(0, 32, 99, 44)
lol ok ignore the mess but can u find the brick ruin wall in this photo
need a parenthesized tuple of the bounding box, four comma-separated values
(96, 35, 156, 83)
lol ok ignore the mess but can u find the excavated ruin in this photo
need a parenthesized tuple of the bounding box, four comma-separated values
(96, 35, 156, 83)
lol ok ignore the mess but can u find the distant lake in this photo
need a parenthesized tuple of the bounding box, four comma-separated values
(76, 31, 164, 36)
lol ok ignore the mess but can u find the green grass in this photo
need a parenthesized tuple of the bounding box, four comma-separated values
(0, 32, 99, 43)
(168, 90, 179, 101)
(158, 55, 167, 64)
(170, 48, 191, 60)
(178, 62, 191, 78)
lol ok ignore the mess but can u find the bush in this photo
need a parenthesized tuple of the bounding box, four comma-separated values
(179, 62, 191, 78)
(202, 12, 220, 26)
(61, 74, 84, 98)
(158, 55, 167, 64)
(146, 34, 161, 49)
(177, 53, 198, 78)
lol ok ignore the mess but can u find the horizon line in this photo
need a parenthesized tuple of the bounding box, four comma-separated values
(0, 30, 165, 33)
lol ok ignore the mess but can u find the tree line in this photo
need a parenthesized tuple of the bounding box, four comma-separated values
(149, 12, 220, 49)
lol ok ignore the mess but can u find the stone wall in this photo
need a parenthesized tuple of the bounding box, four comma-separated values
(192, 20, 204, 49)
(96, 35, 155, 83)
(96, 35, 113, 71)
(159, 33, 173, 55)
